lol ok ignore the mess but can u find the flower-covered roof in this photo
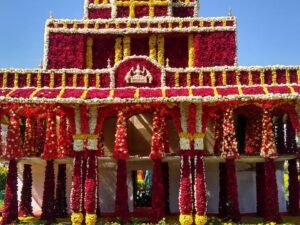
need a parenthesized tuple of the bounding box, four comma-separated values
(0, 0, 299, 104)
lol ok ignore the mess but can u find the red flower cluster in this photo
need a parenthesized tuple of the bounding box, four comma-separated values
(55, 164, 68, 218)
(23, 118, 36, 157)
(84, 152, 97, 214)
(149, 111, 164, 159)
(42, 113, 58, 160)
(113, 111, 129, 160)
(71, 153, 83, 213)
(179, 156, 193, 215)
(194, 156, 207, 216)
(19, 164, 33, 217)
(245, 116, 262, 154)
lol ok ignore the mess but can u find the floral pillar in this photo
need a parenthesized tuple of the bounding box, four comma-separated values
(260, 108, 281, 223)
(113, 111, 129, 223)
(221, 108, 240, 222)
(55, 164, 68, 218)
(19, 164, 33, 217)
(193, 104, 207, 225)
(178, 103, 193, 225)
(1, 110, 22, 225)
(41, 112, 58, 224)
(149, 110, 165, 223)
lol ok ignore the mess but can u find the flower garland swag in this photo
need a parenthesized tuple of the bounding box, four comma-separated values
(113, 111, 129, 223)
(55, 164, 68, 218)
(19, 164, 33, 217)
(287, 159, 299, 216)
(256, 163, 265, 217)
(40, 112, 58, 224)
(150, 111, 165, 223)
(84, 151, 98, 225)
(1, 111, 22, 225)
(261, 108, 281, 223)
(221, 108, 240, 222)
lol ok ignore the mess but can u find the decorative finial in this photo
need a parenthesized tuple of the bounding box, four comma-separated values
(49, 11, 54, 19)
(107, 59, 111, 68)
(228, 8, 233, 17)
(166, 58, 170, 68)
(39, 58, 43, 69)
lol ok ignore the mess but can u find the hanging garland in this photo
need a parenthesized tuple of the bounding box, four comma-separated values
(19, 164, 33, 217)
(3, 111, 22, 160)
(41, 113, 58, 160)
(261, 109, 278, 158)
(84, 151, 98, 225)
(214, 113, 224, 155)
(274, 116, 285, 154)
(113, 111, 129, 160)
(23, 118, 36, 157)
(35, 118, 46, 156)
(221, 108, 239, 159)
(55, 164, 68, 218)
(287, 159, 299, 216)
(194, 156, 207, 225)
(40, 160, 56, 224)
(179, 156, 193, 225)
(1, 160, 18, 225)
(57, 115, 69, 158)
(285, 116, 297, 153)
(150, 110, 163, 159)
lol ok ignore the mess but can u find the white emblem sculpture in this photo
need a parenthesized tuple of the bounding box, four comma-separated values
(125, 65, 153, 84)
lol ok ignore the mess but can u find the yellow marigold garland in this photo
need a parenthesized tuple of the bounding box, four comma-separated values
(179, 214, 193, 225)
(86, 37, 93, 69)
(188, 34, 194, 67)
(115, 37, 122, 63)
(195, 215, 208, 225)
(71, 212, 84, 225)
(157, 34, 165, 65)
(123, 36, 131, 57)
(50, 71, 55, 88)
(85, 213, 97, 225)
(149, 35, 157, 60)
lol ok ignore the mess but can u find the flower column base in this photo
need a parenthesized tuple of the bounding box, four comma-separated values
(71, 212, 84, 225)
(179, 214, 193, 225)
(86, 213, 97, 225)
(195, 215, 208, 225)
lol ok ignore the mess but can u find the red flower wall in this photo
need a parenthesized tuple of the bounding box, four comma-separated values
(47, 33, 86, 69)
(131, 36, 149, 56)
(93, 37, 115, 69)
(194, 31, 236, 67)
(165, 35, 188, 68)
(88, 8, 111, 19)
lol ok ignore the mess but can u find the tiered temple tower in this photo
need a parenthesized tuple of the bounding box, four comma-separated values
(0, 0, 299, 224)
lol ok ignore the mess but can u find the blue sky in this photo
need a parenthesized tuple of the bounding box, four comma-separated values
(0, 0, 299, 68)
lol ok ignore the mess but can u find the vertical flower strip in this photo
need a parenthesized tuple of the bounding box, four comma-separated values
(55, 164, 68, 218)
(264, 159, 281, 223)
(179, 156, 193, 225)
(221, 108, 240, 222)
(84, 151, 98, 225)
(1, 111, 21, 225)
(274, 116, 285, 154)
(41, 113, 58, 224)
(19, 164, 33, 217)
(35, 118, 46, 156)
(218, 163, 227, 219)
(23, 117, 36, 157)
(71, 153, 84, 225)
(194, 156, 207, 225)
(40, 160, 56, 223)
(150, 111, 165, 223)
(285, 116, 297, 153)
(1, 159, 18, 225)
(256, 163, 265, 217)
(157, 34, 165, 65)
(123, 36, 131, 58)
(287, 159, 299, 216)
(114, 111, 129, 223)
(261, 109, 278, 158)
(57, 114, 69, 158)
(214, 113, 224, 155)
(149, 34, 157, 60)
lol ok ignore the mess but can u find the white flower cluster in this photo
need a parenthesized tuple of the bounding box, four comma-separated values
(179, 102, 190, 150)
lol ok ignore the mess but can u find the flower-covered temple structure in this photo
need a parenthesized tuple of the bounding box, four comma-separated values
(0, 0, 299, 224)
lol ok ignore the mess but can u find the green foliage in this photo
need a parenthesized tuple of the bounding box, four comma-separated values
(0, 165, 8, 192)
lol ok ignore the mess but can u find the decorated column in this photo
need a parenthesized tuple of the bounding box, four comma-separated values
(260, 108, 281, 223)
(178, 103, 193, 225)
(193, 104, 207, 225)
(55, 164, 68, 218)
(113, 111, 129, 223)
(19, 164, 33, 217)
(221, 108, 240, 222)
(1, 110, 22, 225)
(149, 110, 165, 223)
(40, 112, 58, 224)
